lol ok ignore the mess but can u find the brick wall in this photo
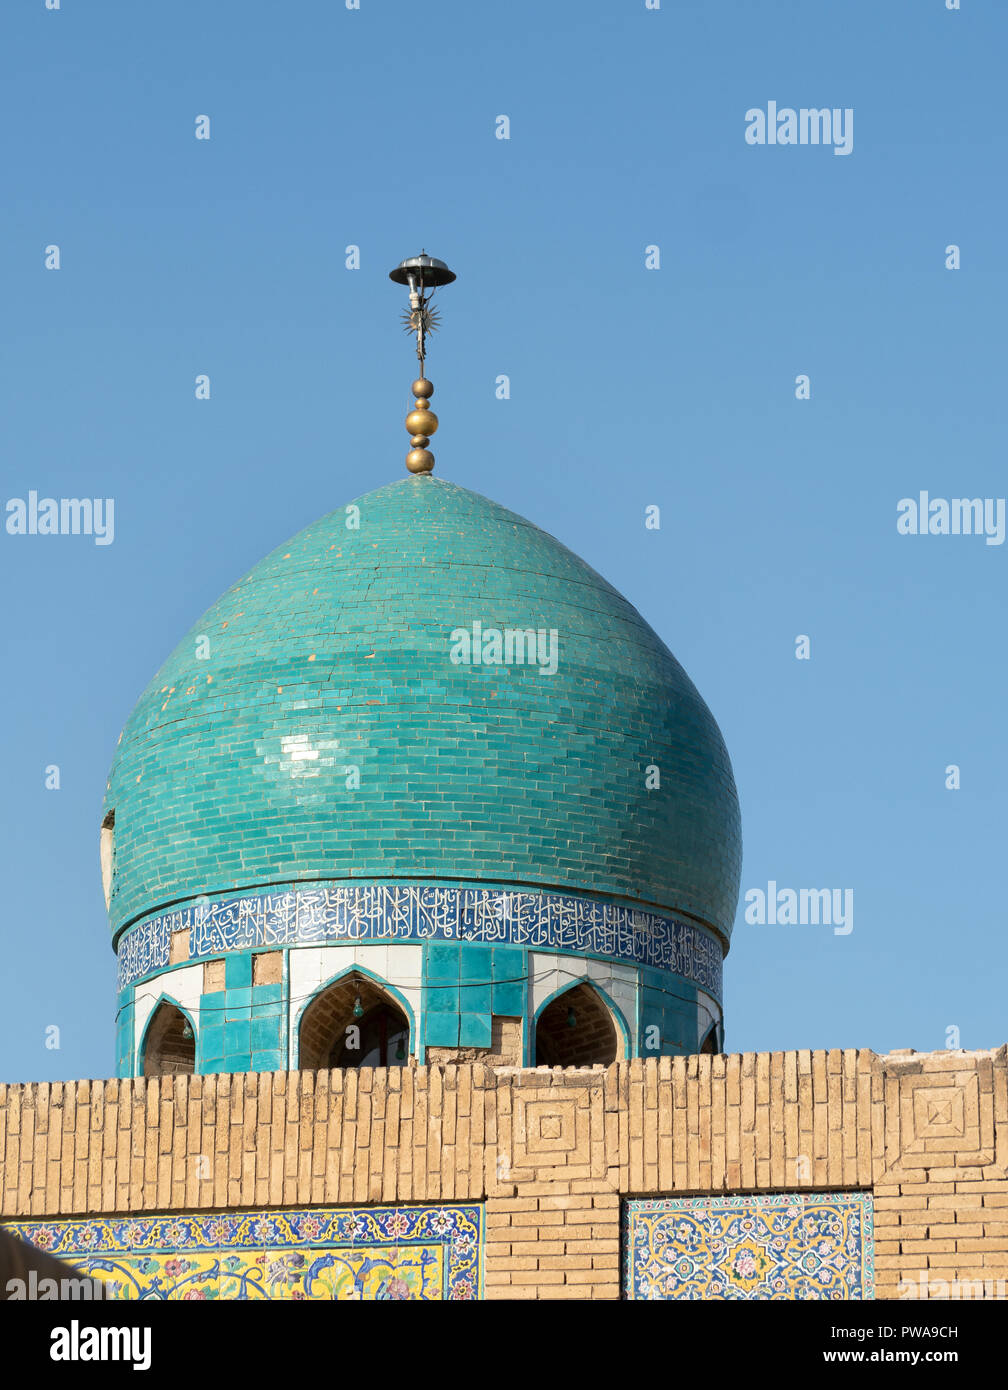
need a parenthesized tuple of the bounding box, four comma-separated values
(1, 1046, 1005, 1298)
(869, 1048, 1008, 1297)
(485, 1192, 620, 1299)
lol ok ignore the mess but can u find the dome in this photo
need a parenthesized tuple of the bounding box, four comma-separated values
(103, 476, 741, 949)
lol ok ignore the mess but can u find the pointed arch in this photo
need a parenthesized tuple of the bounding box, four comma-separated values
(533, 978, 629, 1068)
(140, 996, 196, 1077)
(296, 966, 414, 1071)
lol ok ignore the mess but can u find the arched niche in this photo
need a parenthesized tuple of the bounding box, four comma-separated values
(141, 999, 195, 1077)
(534, 980, 626, 1068)
(298, 971, 411, 1071)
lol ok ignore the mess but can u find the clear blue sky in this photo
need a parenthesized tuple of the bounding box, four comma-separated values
(2, 0, 1004, 1082)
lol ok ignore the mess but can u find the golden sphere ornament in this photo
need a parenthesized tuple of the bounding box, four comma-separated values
(405, 407, 438, 437)
(406, 447, 435, 474)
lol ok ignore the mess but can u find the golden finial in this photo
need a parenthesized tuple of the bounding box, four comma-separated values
(388, 252, 456, 475)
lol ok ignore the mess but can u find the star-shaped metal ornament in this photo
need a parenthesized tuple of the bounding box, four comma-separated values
(401, 300, 441, 337)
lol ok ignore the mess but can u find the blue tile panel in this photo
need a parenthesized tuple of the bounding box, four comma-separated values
(4, 1203, 483, 1300)
(116, 883, 723, 1001)
(624, 1194, 874, 1300)
(421, 943, 519, 1050)
(639, 967, 711, 1055)
(196, 975, 283, 1076)
(103, 476, 741, 946)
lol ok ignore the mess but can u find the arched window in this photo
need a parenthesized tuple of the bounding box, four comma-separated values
(700, 1022, 719, 1055)
(534, 981, 622, 1068)
(299, 972, 410, 1071)
(142, 1001, 195, 1077)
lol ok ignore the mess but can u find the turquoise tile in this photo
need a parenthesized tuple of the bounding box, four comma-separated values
(425, 1012, 458, 1047)
(225, 952, 253, 989)
(459, 1013, 492, 1047)
(462, 983, 491, 1013)
(200, 990, 226, 1018)
(492, 947, 523, 980)
(426, 985, 458, 1014)
(426, 942, 459, 982)
(492, 981, 524, 1016)
(251, 1016, 280, 1050)
(459, 944, 491, 980)
(224, 1019, 250, 1051)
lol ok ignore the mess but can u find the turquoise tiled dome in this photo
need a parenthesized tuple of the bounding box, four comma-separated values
(104, 477, 741, 946)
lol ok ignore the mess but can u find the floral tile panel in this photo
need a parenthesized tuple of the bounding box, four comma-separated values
(624, 1193, 873, 1300)
(4, 1204, 482, 1301)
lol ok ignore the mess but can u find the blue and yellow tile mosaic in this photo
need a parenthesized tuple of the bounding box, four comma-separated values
(624, 1193, 873, 1300)
(4, 1203, 483, 1301)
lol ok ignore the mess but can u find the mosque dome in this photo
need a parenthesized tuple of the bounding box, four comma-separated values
(103, 476, 741, 948)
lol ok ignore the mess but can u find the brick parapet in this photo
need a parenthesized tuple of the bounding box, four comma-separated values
(2, 1047, 1005, 1298)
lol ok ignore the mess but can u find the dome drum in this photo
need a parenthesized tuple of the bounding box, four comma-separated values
(115, 884, 724, 1078)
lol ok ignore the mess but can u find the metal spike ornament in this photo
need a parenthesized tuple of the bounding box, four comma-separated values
(388, 252, 456, 474)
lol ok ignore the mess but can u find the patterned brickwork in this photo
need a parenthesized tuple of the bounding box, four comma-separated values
(871, 1049, 1008, 1298)
(103, 477, 741, 943)
(1, 1048, 1004, 1299)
